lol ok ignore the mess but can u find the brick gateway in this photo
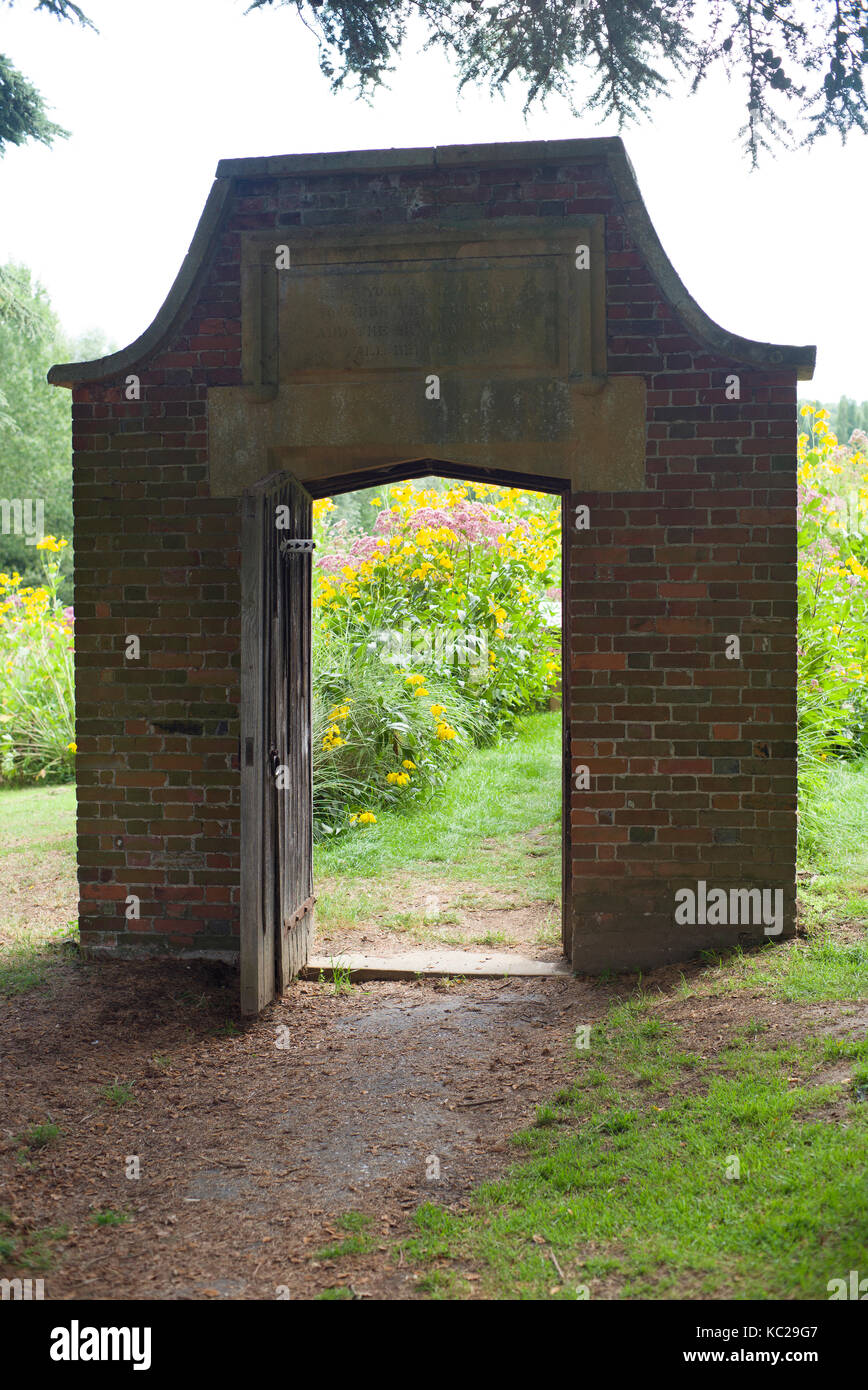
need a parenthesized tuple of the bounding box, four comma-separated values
(49, 138, 815, 1013)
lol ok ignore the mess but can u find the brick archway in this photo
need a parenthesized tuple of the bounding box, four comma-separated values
(49, 138, 814, 1005)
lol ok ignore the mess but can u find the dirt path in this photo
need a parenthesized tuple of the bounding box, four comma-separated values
(0, 954, 598, 1300)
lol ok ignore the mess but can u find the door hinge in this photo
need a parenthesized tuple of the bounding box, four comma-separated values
(284, 894, 317, 930)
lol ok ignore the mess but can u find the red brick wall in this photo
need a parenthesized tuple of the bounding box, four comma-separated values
(69, 153, 797, 967)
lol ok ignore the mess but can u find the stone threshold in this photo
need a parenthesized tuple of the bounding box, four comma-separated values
(301, 950, 572, 981)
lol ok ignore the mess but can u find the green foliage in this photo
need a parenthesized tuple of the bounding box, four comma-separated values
(796, 405, 868, 795)
(800, 396, 868, 442)
(0, 1208, 68, 1271)
(0, 538, 75, 783)
(312, 1210, 375, 1260)
(314, 709, 561, 892)
(312, 631, 487, 838)
(311, 480, 561, 837)
(99, 1080, 136, 1108)
(248, 1, 868, 164)
(798, 757, 868, 871)
(0, 263, 113, 599)
(0, 264, 73, 592)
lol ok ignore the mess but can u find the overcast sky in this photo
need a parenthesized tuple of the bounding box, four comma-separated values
(1, 0, 864, 401)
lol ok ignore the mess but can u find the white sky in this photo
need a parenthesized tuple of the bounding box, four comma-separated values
(0, 0, 864, 400)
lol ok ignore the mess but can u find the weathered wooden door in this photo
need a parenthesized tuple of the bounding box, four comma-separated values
(240, 472, 315, 1014)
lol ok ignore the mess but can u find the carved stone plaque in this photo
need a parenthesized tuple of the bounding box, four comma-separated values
(241, 220, 606, 387)
(208, 218, 649, 497)
(279, 259, 562, 374)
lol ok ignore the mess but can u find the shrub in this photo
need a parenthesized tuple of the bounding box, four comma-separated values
(312, 630, 487, 838)
(310, 480, 562, 835)
(797, 408, 868, 759)
(0, 536, 74, 782)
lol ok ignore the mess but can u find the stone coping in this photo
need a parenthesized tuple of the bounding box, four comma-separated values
(48, 136, 816, 388)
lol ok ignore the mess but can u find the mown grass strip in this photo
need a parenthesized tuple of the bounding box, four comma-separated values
(403, 986, 868, 1300)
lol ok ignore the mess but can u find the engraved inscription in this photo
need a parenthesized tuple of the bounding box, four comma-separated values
(278, 260, 563, 375)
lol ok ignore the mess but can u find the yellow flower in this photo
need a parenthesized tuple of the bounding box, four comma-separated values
(322, 721, 346, 750)
(402, 760, 416, 770)
(404, 673, 425, 686)
(350, 811, 377, 825)
(67, 742, 77, 752)
(430, 703, 445, 718)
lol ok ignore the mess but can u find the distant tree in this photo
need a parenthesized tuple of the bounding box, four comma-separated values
(0, 261, 112, 595)
(834, 395, 868, 441)
(249, 0, 868, 165)
(800, 397, 868, 443)
(837, 394, 855, 442)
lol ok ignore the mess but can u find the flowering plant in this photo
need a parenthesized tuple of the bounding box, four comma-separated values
(0, 536, 75, 781)
(797, 405, 868, 767)
(310, 479, 562, 835)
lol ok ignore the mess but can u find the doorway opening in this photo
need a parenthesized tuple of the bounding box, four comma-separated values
(240, 460, 569, 1013)
(311, 466, 567, 979)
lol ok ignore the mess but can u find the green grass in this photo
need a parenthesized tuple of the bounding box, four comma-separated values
(16, 1122, 60, 1155)
(312, 1212, 375, 1261)
(0, 781, 79, 996)
(402, 989, 868, 1300)
(386, 754, 868, 1302)
(678, 928, 868, 1004)
(90, 1209, 129, 1228)
(0, 920, 79, 997)
(799, 757, 868, 874)
(314, 710, 561, 893)
(0, 1209, 68, 1272)
(0, 782, 77, 855)
(100, 1080, 136, 1108)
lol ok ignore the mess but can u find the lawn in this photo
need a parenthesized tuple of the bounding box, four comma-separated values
(403, 980, 868, 1299)
(314, 709, 561, 887)
(313, 710, 562, 956)
(1, 739, 867, 1300)
(0, 780, 78, 995)
(393, 758, 868, 1300)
